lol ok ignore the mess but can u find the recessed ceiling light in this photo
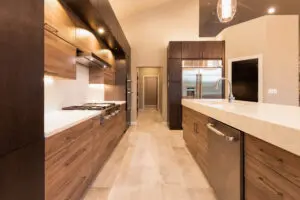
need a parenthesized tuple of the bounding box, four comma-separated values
(98, 28, 105, 34)
(267, 7, 276, 14)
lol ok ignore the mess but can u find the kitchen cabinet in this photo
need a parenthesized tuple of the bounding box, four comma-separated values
(44, 30, 76, 79)
(201, 41, 225, 59)
(46, 104, 126, 200)
(89, 67, 115, 85)
(182, 42, 200, 59)
(168, 82, 182, 130)
(167, 59, 182, 82)
(44, 0, 75, 44)
(182, 107, 208, 176)
(245, 135, 300, 200)
(168, 42, 182, 59)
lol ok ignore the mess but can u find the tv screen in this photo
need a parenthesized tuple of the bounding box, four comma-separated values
(232, 59, 258, 102)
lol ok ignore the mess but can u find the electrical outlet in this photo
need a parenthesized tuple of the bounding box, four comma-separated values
(268, 88, 278, 95)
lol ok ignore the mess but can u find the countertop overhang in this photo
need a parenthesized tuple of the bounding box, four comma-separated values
(182, 99, 300, 156)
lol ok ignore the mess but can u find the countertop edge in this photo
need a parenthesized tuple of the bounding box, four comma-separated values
(45, 111, 102, 138)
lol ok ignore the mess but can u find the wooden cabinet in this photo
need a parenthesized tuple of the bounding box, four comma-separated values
(168, 59, 182, 82)
(46, 105, 127, 200)
(182, 42, 200, 59)
(44, 0, 75, 44)
(200, 41, 225, 59)
(168, 82, 182, 130)
(182, 106, 209, 176)
(168, 42, 182, 58)
(104, 68, 116, 85)
(44, 30, 76, 79)
(245, 135, 300, 200)
(89, 67, 115, 85)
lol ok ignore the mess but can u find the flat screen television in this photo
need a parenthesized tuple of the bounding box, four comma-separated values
(231, 59, 258, 102)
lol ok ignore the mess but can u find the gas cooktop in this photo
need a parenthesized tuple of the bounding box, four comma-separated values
(62, 103, 116, 111)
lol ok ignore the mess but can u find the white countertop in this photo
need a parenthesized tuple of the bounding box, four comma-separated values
(182, 99, 300, 156)
(44, 101, 126, 138)
(45, 110, 102, 138)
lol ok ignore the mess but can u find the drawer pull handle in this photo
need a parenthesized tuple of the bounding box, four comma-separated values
(206, 123, 237, 142)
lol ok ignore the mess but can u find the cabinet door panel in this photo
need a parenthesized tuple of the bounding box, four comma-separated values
(168, 42, 182, 58)
(245, 154, 300, 200)
(201, 41, 224, 59)
(182, 42, 200, 59)
(45, 30, 76, 79)
(168, 59, 182, 82)
(44, 0, 75, 43)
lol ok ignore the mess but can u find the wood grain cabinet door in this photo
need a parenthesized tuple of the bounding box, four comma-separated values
(182, 42, 200, 59)
(245, 135, 300, 200)
(167, 59, 182, 82)
(44, 0, 75, 44)
(45, 30, 76, 79)
(168, 42, 182, 58)
(201, 41, 224, 59)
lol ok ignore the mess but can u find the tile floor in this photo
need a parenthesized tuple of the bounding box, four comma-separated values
(83, 109, 216, 200)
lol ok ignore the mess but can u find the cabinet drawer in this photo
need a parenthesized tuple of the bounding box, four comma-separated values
(245, 154, 300, 200)
(44, 30, 76, 79)
(245, 135, 300, 188)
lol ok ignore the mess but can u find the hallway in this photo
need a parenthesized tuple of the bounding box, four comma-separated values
(84, 109, 216, 200)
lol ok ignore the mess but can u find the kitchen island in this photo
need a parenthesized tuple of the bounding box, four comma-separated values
(45, 101, 127, 200)
(182, 99, 300, 200)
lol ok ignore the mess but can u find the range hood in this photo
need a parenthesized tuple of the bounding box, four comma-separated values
(76, 51, 112, 68)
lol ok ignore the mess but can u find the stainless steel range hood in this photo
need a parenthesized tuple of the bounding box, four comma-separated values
(76, 51, 112, 68)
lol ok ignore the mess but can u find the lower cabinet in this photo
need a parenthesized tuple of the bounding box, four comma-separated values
(245, 135, 300, 200)
(45, 105, 126, 200)
(182, 107, 208, 177)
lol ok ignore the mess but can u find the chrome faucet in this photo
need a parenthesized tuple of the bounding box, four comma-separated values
(215, 78, 235, 103)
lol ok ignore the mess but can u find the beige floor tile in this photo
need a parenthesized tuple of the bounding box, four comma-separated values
(83, 110, 216, 200)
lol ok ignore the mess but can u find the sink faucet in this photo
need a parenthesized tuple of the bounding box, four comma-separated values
(215, 78, 235, 103)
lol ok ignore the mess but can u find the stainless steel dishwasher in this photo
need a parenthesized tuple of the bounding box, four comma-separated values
(207, 119, 244, 200)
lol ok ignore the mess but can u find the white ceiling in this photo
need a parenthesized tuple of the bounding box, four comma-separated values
(109, 0, 175, 20)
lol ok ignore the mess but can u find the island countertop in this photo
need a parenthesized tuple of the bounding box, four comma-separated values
(182, 99, 300, 156)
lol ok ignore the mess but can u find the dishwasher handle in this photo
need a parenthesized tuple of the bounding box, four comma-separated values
(207, 123, 237, 142)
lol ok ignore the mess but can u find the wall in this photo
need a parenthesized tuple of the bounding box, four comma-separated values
(119, 0, 215, 123)
(44, 64, 105, 113)
(137, 67, 162, 113)
(217, 15, 299, 106)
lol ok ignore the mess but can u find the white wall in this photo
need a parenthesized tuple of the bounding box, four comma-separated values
(119, 0, 214, 122)
(218, 15, 299, 106)
(44, 65, 104, 113)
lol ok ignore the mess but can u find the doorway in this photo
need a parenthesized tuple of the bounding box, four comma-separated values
(143, 75, 159, 109)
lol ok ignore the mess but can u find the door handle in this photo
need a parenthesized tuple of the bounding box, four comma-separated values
(206, 123, 237, 142)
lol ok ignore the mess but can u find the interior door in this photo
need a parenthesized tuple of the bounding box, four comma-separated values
(144, 77, 158, 108)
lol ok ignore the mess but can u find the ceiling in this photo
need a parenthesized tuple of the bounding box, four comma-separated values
(109, 0, 174, 19)
(200, 0, 300, 37)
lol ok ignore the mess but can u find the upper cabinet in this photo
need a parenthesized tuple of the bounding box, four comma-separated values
(168, 42, 182, 59)
(200, 41, 225, 59)
(44, 30, 76, 79)
(44, 0, 76, 44)
(182, 42, 201, 59)
(168, 41, 225, 60)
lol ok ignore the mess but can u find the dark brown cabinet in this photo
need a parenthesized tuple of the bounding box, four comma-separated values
(182, 42, 200, 59)
(167, 41, 225, 130)
(201, 41, 225, 59)
(168, 42, 182, 58)
(168, 59, 182, 82)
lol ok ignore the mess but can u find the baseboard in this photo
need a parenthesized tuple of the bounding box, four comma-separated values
(131, 121, 137, 126)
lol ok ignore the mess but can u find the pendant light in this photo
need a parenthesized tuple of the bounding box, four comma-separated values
(217, 0, 237, 23)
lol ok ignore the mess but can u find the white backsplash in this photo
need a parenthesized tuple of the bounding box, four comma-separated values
(44, 65, 104, 113)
